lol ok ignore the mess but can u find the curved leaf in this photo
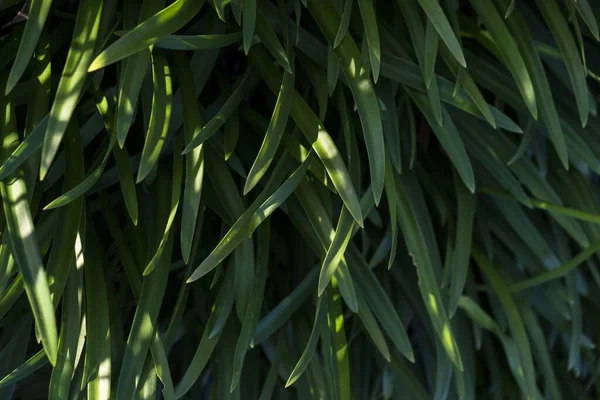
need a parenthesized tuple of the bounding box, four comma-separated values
(89, 0, 206, 71)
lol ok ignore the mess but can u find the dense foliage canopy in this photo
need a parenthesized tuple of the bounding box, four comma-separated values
(0, 0, 600, 398)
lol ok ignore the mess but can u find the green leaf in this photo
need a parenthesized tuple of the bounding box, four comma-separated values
(459, 126, 532, 208)
(347, 246, 414, 361)
(156, 32, 242, 50)
(520, 306, 562, 399)
(285, 297, 325, 387)
(379, 52, 521, 132)
(174, 268, 235, 399)
(116, 226, 174, 399)
(414, 0, 466, 67)
(248, 46, 363, 226)
(438, 43, 496, 128)
(472, 247, 538, 398)
(0, 317, 32, 398)
(317, 205, 354, 296)
(43, 85, 116, 210)
(395, 171, 463, 370)
(245, 60, 294, 194)
(355, 292, 391, 362)
(0, 234, 16, 299)
(189, 153, 310, 282)
(333, 0, 352, 48)
(293, 180, 359, 312)
(182, 68, 256, 154)
(468, 117, 588, 246)
(510, 240, 600, 292)
(326, 47, 340, 97)
(383, 154, 398, 269)
(469, 0, 538, 119)
(423, 19, 438, 89)
(357, 0, 381, 81)
(45, 122, 84, 308)
(408, 89, 474, 192)
(448, 172, 475, 317)
(224, 109, 239, 161)
(507, 119, 535, 165)
(572, 0, 599, 42)
(256, 7, 292, 73)
(433, 341, 453, 400)
(143, 136, 182, 275)
(323, 282, 351, 399)
(253, 267, 318, 345)
(89, 0, 206, 71)
(114, 0, 165, 148)
(0, 350, 47, 388)
(83, 225, 112, 400)
(203, 147, 254, 319)
(0, 86, 58, 366)
(308, 0, 385, 205)
(536, 0, 589, 127)
(242, 0, 257, 54)
(230, 221, 270, 392)
(257, 335, 284, 400)
(494, 0, 569, 167)
(248, 153, 313, 234)
(113, 145, 139, 225)
(40, 0, 104, 179)
(211, 0, 232, 21)
(137, 50, 173, 183)
(5, 0, 53, 94)
(0, 114, 47, 183)
(174, 53, 206, 264)
(504, 0, 515, 18)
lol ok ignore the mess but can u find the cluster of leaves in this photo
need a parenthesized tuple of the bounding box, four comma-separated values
(2, 0, 600, 398)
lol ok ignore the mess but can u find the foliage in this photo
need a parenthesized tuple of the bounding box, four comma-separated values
(0, 0, 599, 398)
